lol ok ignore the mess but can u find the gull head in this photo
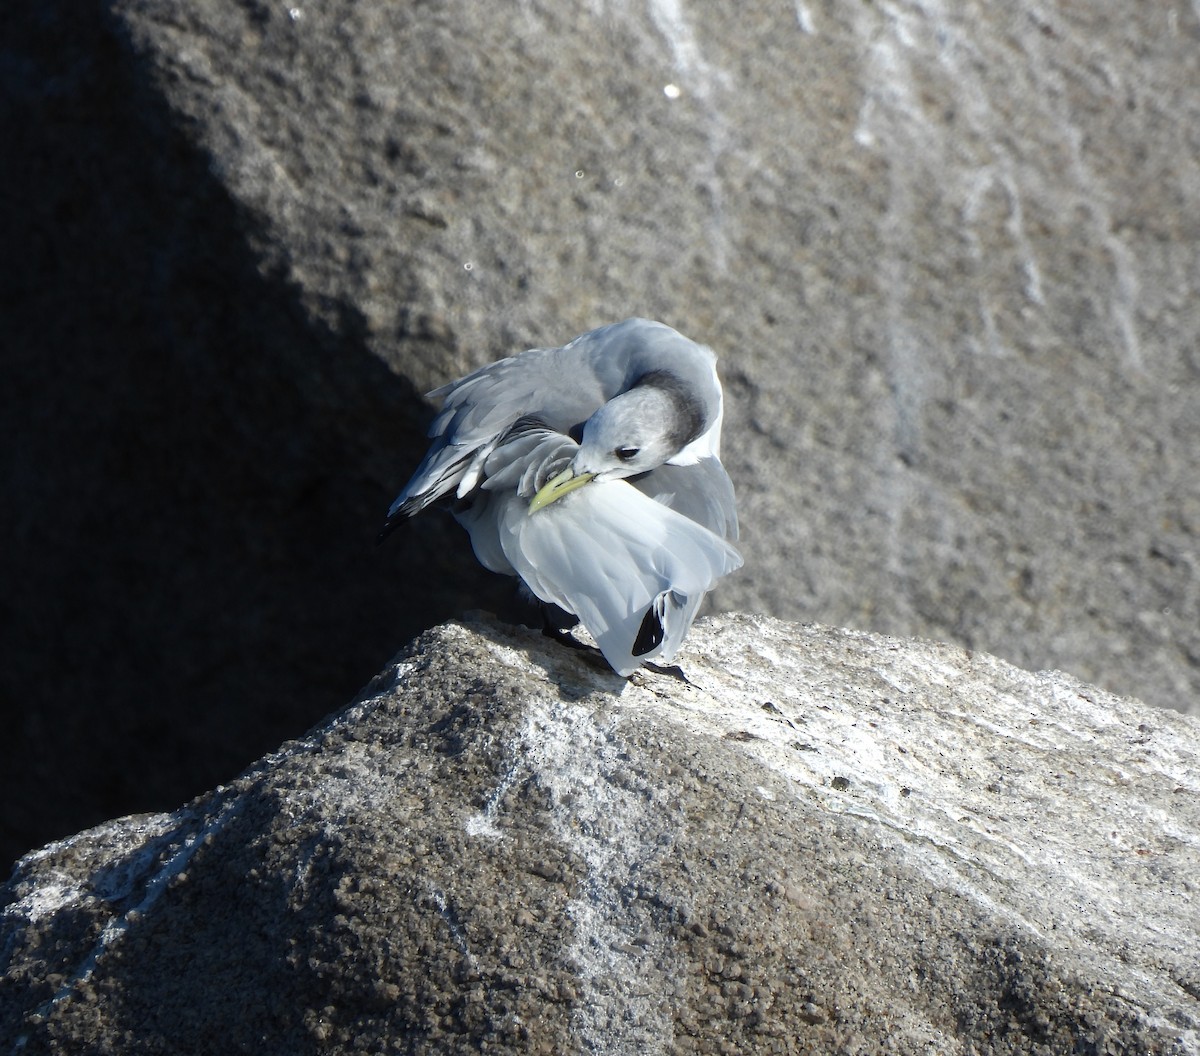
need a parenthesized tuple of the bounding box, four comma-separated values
(529, 372, 706, 513)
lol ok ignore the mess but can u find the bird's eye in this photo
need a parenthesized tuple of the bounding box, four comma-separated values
(615, 446, 640, 462)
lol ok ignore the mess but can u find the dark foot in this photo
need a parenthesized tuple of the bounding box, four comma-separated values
(641, 662, 693, 685)
(540, 601, 580, 634)
(541, 623, 592, 652)
(541, 626, 616, 675)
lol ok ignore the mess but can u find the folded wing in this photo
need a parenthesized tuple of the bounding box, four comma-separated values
(497, 469, 742, 675)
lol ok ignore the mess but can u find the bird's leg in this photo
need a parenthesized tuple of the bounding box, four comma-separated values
(542, 624, 593, 652)
(641, 662, 693, 685)
(540, 603, 587, 649)
(537, 604, 622, 674)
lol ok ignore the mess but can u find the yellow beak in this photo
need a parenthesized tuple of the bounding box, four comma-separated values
(529, 468, 595, 513)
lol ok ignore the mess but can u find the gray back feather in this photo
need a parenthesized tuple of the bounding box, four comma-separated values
(390, 319, 722, 516)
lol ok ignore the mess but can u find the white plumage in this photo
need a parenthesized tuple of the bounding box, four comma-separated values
(382, 319, 741, 675)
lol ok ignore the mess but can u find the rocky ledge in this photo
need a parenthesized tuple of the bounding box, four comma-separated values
(2, 614, 1198, 1054)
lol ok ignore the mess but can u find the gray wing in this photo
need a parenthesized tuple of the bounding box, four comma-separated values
(387, 339, 620, 519)
(631, 458, 738, 542)
(386, 318, 726, 533)
(498, 476, 743, 675)
(446, 415, 741, 674)
(452, 421, 578, 576)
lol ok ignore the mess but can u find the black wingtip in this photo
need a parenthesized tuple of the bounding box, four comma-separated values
(632, 604, 666, 657)
(375, 514, 407, 547)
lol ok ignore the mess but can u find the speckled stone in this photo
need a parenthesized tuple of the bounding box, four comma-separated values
(4, 0, 1199, 885)
(3, 615, 1197, 1054)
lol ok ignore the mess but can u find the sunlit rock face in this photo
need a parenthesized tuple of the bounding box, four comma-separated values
(108, 0, 1200, 711)
(4, 0, 1199, 870)
(3, 616, 1198, 1054)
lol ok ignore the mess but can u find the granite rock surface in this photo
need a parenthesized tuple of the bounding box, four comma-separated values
(3, 615, 1198, 1054)
(3, 0, 1198, 865)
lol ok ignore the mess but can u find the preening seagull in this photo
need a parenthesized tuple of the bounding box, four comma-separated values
(381, 318, 742, 675)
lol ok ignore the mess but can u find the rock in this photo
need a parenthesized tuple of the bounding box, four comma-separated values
(4, 0, 1199, 866)
(3, 615, 1197, 1054)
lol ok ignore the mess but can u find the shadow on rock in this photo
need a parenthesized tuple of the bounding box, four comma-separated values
(0, 4, 510, 871)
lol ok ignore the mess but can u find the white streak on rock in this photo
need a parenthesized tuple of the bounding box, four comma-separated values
(480, 699, 677, 1056)
(855, 0, 1145, 373)
(644, 0, 732, 270)
(10, 799, 242, 1049)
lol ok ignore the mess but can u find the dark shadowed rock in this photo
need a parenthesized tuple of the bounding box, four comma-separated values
(3, 0, 1199, 867)
(3, 615, 1197, 1054)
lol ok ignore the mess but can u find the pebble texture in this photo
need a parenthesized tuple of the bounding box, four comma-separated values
(3, 1, 1199, 864)
(3, 615, 1198, 1054)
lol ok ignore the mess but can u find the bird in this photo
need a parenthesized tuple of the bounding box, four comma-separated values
(380, 318, 742, 675)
